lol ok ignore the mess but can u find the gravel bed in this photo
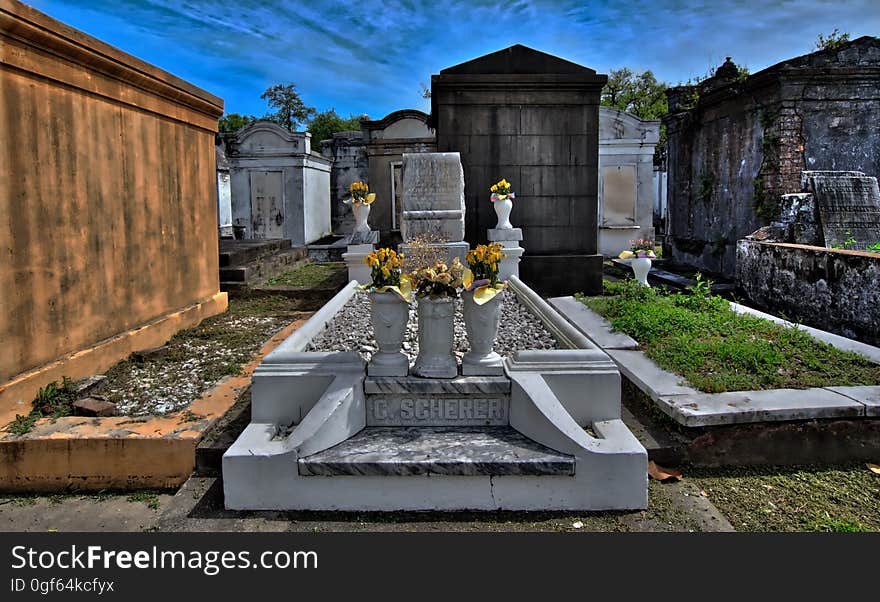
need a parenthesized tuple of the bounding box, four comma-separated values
(104, 313, 294, 416)
(306, 290, 559, 362)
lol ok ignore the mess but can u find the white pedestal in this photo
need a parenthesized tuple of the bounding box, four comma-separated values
(342, 231, 379, 284)
(487, 227, 524, 281)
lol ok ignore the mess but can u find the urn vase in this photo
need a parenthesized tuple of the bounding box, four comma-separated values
(367, 291, 410, 376)
(412, 296, 457, 378)
(631, 257, 652, 287)
(352, 202, 371, 234)
(462, 289, 504, 375)
(493, 197, 513, 229)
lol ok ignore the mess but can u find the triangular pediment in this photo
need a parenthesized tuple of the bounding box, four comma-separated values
(441, 44, 596, 75)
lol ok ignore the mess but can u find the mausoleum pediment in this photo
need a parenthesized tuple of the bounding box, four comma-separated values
(233, 121, 306, 155)
(440, 44, 597, 75)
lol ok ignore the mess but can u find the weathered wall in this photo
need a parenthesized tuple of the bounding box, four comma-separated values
(664, 38, 880, 278)
(321, 131, 368, 234)
(736, 240, 880, 346)
(0, 0, 226, 405)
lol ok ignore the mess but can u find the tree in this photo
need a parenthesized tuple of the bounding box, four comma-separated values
(600, 68, 668, 121)
(815, 28, 851, 51)
(261, 83, 316, 131)
(307, 109, 363, 146)
(218, 112, 258, 133)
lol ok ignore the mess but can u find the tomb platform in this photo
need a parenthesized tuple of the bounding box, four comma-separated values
(222, 278, 648, 511)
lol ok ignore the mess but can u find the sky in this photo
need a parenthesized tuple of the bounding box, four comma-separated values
(28, 0, 880, 122)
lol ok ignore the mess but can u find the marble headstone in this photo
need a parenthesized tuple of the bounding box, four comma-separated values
(400, 152, 466, 242)
(802, 171, 880, 249)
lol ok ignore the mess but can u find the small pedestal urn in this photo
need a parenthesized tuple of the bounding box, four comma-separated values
(631, 257, 652, 287)
(493, 197, 513, 230)
(367, 291, 410, 377)
(462, 290, 504, 376)
(412, 296, 457, 378)
(352, 202, 371, 234)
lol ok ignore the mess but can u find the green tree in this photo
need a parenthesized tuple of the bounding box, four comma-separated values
(601, 68, 668, 121)
(307, 109, 363, 146)
(218, 112, 258, 133)
(815, 28, 851, 51)
(261, 83, 316, 131)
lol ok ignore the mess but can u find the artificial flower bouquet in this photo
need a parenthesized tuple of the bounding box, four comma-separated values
(409, 257, 465, 298)
(618, 239, 657, 259)
(463, 243, 507, 304)
(489, 178, 515, 202)
(363, 247, 412, 302)
(347, 181, 376, 205)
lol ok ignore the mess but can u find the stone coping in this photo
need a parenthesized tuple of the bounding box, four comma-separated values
(550, 296, 880, 427)
(365, 376, 510, 395)
(0, 317, 309, 492)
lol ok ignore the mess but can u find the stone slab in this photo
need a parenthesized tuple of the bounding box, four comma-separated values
(297, 427, 575, 477)
(825, 386, 880, 417)
(549, 296, 638, 350)
(605, 349, 698, 399)
(488, 227, 523, 242)
(803, 171, 880, 248)
(364, 375, 510, 395)
(656, 388, 865, 427)
(365, 397, 508, 426)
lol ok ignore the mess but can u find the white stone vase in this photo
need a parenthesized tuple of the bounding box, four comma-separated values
(368, 291, 410, 376)
(462, 289, 504, 375)
(631, 257, 652, 287)
(352, 202, 371, 234)
(412, 295, 457, 378)
(493, 197, 513, 229)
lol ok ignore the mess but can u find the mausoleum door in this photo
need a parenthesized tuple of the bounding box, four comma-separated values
(250, 170, 285, 239)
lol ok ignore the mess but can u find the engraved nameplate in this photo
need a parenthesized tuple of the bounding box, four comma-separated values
(366, 397, 509, 426)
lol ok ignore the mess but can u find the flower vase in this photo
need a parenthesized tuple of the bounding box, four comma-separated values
(493, 197, 513, 229)
(367, 291, 410, 376)
(631, 257, 652, 287)
(462, 290, 504, 375)
(352, 202, 371, 234)
(412, 296, 457, 378)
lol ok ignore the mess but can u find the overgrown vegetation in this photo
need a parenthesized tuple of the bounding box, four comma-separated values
(815, 28, 851, 52)
(265, 263, 345, 287)
(8, 377, 79, 436)
(577, 278, 880, 393)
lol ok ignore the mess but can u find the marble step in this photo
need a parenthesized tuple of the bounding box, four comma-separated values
(298, 427, 575, 477)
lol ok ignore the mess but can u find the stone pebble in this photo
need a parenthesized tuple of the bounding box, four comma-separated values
(306, 290, 559, 362)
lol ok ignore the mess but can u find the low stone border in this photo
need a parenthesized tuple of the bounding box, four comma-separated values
(549, 296, 880, 427)
(0, 317, 309, 492)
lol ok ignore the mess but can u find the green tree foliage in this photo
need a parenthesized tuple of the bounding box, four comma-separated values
(600, 68, 668, 121)
(218, 112, 258, 133)
(307, 109, 363, 146)
(261, 83, 316, 131)
(815, 28, 851, 51)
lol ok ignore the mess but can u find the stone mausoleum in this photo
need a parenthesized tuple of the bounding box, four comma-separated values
(432, 45, 608, 296)
(663, 36, 880, 277)
(223, 121, 332, 246)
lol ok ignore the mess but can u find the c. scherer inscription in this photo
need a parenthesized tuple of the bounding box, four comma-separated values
(366, 397, 508, 426)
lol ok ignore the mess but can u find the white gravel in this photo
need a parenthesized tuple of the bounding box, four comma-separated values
(306, 290, 559, 362)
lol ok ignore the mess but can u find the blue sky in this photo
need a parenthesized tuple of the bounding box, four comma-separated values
(29, 0, 880, 122)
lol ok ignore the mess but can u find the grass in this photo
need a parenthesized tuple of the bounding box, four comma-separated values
(576, 278, 880, 393)
(691, 464, 880, 532)
(265, 263, 344, 288)
(126, 492, 162, 511)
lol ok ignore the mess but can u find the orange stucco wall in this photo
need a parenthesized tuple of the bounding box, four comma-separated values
(0, 0, 226, 404)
